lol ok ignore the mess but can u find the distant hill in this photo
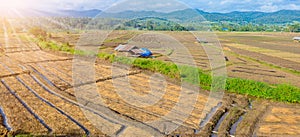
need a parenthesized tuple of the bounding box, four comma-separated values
(31, 9, 102, 17)
(38, 9, 300, 24)
(202, 10, 300, 24)
(254, 10, 300, 24)
(58, 9, 102, 17)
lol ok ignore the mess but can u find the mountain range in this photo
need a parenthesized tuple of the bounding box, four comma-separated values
(38, 9, 300, 24)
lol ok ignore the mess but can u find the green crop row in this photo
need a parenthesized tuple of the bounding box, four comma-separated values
(99, 53, 300, 103)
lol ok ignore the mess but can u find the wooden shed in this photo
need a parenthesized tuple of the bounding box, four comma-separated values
(115, 44, 139, 52)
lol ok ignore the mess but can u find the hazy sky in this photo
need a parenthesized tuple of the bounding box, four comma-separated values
(3, 0, 300, 13)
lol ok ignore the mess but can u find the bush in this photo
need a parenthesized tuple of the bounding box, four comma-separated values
(29, 27, 47, 39)
(226, 78, 300, 103)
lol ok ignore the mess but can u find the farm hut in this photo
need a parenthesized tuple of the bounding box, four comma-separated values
(196, 38, 208, 43)
(222, 28, 229, 31)
(129, 48, 153, 57)
(115, 44, 139, 52)
(293, 37, 300, 42)
(115, 44, 153, 58)
(140, 48, 153, 57)
(129, 49, 144, 57)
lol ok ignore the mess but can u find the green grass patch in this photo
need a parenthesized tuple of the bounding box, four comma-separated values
(33, 38, 89, 56)
(99, 52, 300, 103)
(226, 78, 300, 103)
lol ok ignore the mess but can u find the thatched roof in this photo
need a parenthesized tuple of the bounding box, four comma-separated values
(115, 44, 138, 52)
(293, 37, 300, 40)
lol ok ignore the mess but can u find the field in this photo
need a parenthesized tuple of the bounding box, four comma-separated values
(0, 17, 299, 137)
(93, 30, 300, 87)
(218, 32, 300, 86)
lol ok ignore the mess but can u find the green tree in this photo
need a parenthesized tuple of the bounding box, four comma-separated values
(288, 22, 300, 32)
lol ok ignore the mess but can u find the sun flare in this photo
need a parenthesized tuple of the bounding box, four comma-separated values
(0, 0, 28, 9)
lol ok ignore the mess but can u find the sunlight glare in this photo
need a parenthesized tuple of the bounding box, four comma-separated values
(0, 0, 28, 9)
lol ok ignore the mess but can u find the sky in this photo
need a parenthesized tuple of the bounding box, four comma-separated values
(1, 0, 300, 13)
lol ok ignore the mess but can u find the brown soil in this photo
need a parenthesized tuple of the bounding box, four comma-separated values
(218, 32, 300, 54)
(255, 103, 300, 136)
(0, 79, 48, 135)
(0, 115, 8, 136)
(227, 46, 300, 72)
(225, 51, 300, 87)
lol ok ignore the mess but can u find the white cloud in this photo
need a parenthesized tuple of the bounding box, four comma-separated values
(105, 0, 187, 13)
(259, 3, 279, 12)
(181, 0, 300, 12)
(286, 4, 300, 10)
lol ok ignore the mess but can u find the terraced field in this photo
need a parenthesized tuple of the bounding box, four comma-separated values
(0, 18, 299, 137)
(96, 30, 300, 87)
(219, 32, 300, 72)
(1, 18, 210, 136)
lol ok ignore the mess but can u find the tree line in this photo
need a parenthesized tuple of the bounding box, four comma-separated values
(24, 17, 300, 32)
(212, 21, 300, 32)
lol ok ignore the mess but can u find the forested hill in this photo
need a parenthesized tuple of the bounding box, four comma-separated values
(198, 10, 300, 24)
(39, 9, 300, 24)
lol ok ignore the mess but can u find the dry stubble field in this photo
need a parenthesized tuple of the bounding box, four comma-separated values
(0, 18, 299, 137)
